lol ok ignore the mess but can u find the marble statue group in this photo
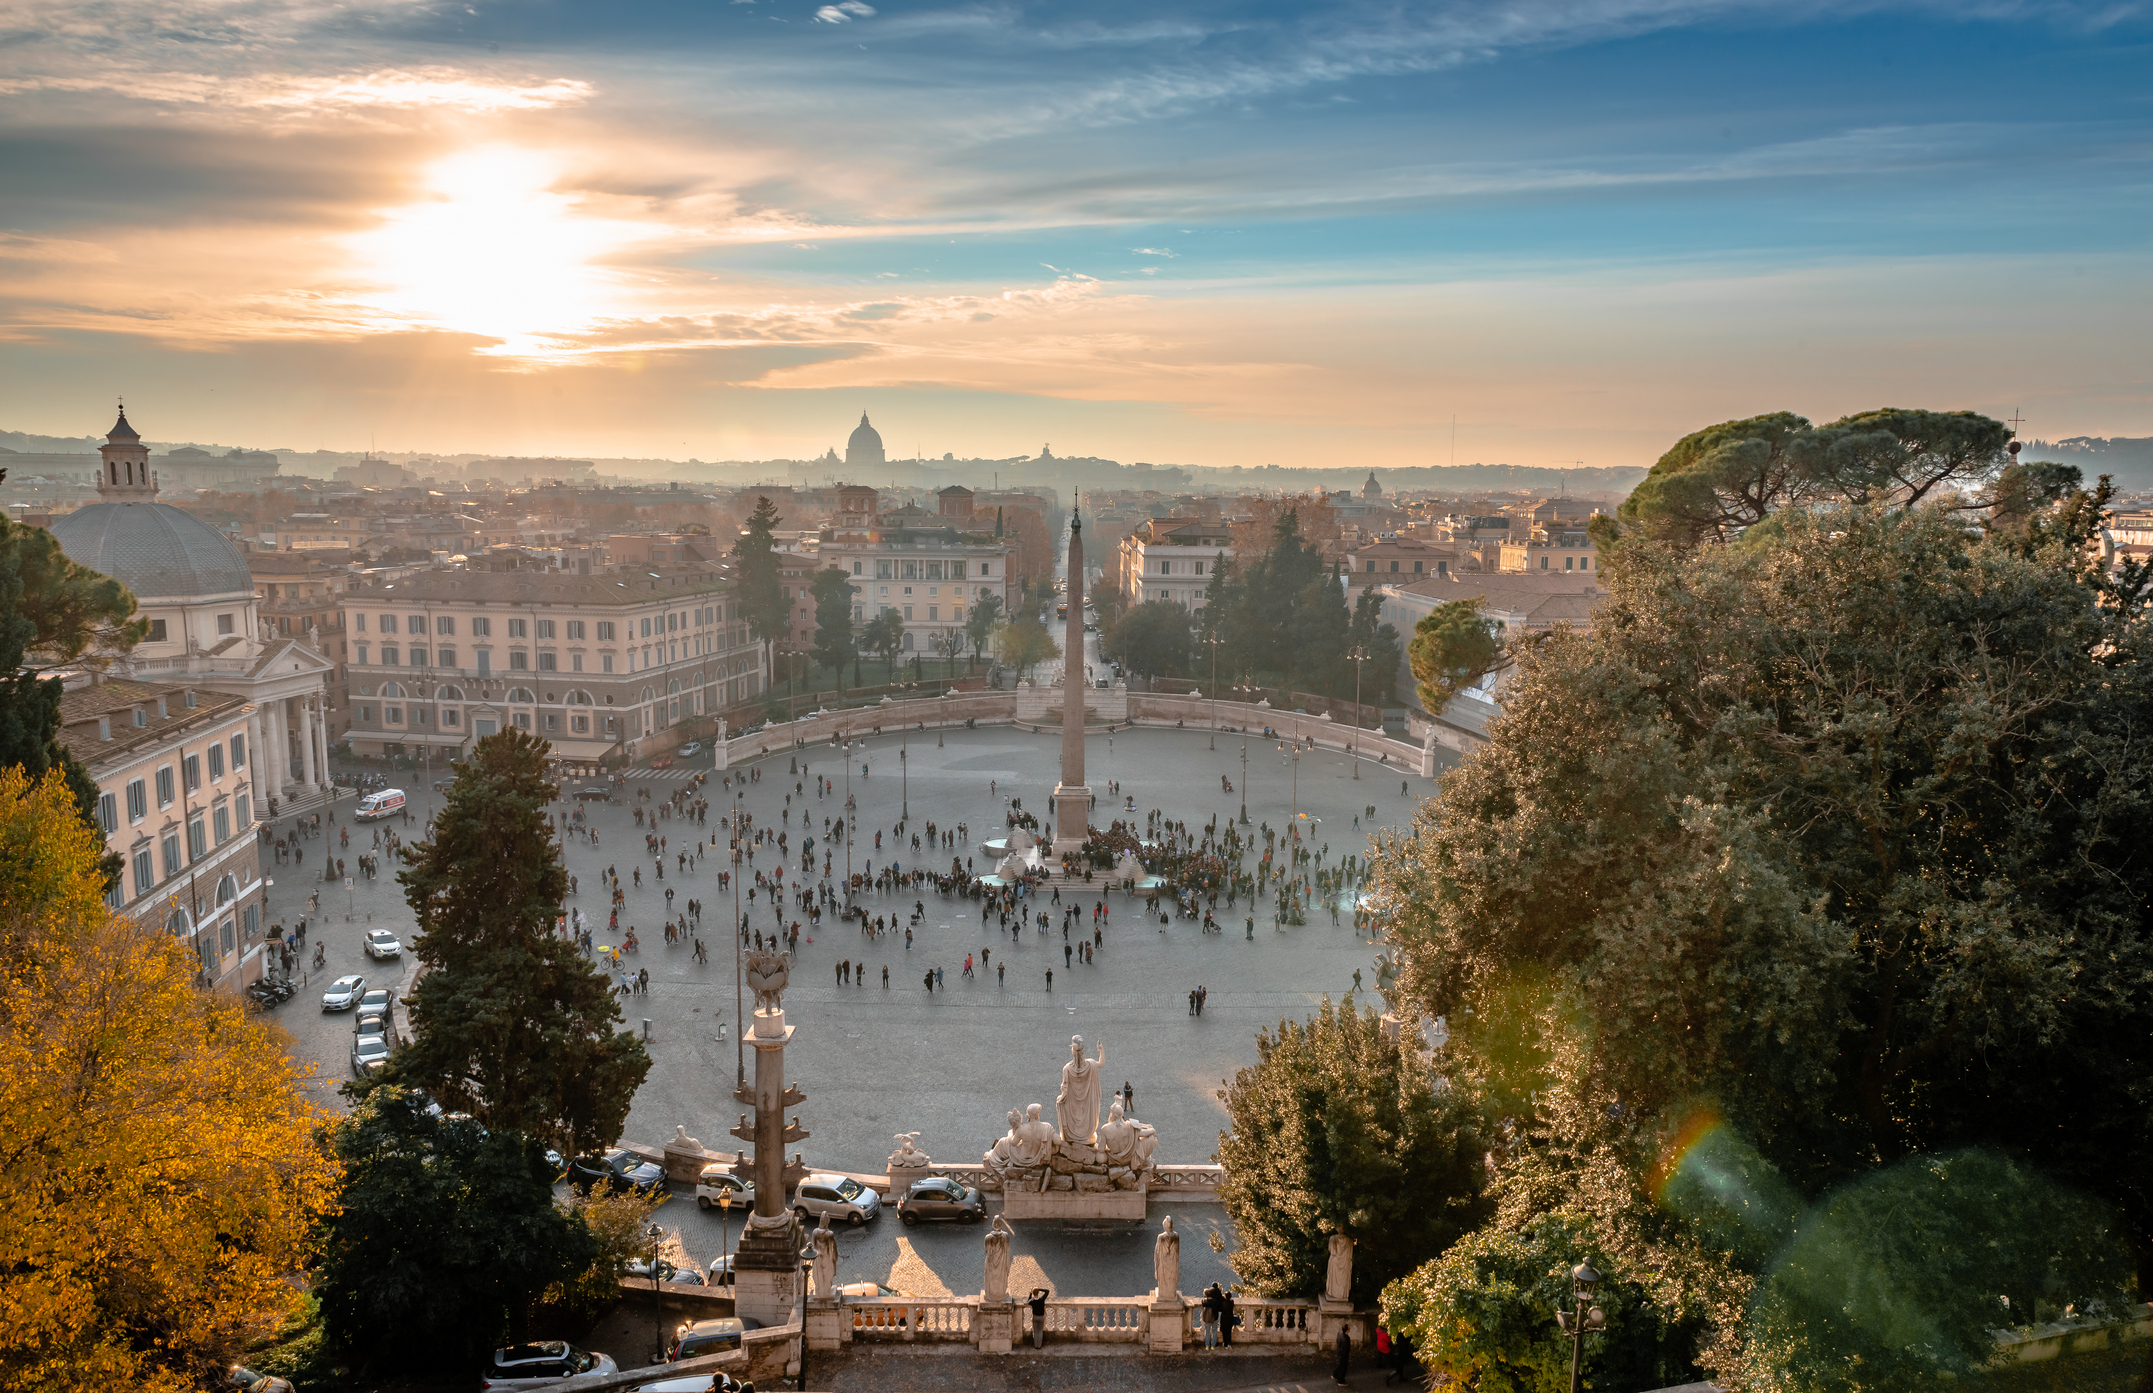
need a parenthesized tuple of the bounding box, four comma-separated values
(980, 1035, 1158, 1193)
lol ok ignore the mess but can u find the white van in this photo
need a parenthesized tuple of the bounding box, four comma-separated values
(355, 789, 406, 821)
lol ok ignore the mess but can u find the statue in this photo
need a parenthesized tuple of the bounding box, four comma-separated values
(1056, 1035, 1105, 1146)
(812, 1214, 838, 1299)
(669, 1125, 703, 1151)
(888, 1132, 929, 1172)
(1325, 1232, 1354, 1304)
(983, 1215, 1015, 1303)
(984, 1108, 1025, 1175)
(1153, 1215, 1180, 1300)
(744, 949, 790, 1014)
(1011, 1104, 1056, 1167)
(1097, 1098, 1157, 1173)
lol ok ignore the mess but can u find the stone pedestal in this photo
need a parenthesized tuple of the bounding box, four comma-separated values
(974, 1301, 1015, 1354)
(1003, 1181, 1147, 1221)
(733, 1216, 804, 1328)
(1148, 1297, 1187, 1353)
(804, 1298, 844, 1351)
(1317, 1296, 1357, 1347)
(1052, 782, 1092, 856)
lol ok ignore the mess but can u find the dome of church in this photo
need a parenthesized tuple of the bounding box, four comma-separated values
(846, 412, 886, 469)
(50, 502, 253, 600)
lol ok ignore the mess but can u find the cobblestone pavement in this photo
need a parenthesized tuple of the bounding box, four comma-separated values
(270, 722, 1447, 1296)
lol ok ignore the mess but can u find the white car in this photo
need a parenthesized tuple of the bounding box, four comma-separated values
(678, 742, 703, 758)
(320, 975, 366, 1011)
(695, 1164, 754, 1212)
(791, 1173, 879, 1226)
(364, 929, 402, 960)
(482, 1342, 615, 1390)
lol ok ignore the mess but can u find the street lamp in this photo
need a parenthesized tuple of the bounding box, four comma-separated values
(731, 787, 745, 1085)
(1238, 733, 1248, 825)
(1554, 1261, 1605, 1393)
(645, 1221, 666, 1364)
(900, 736, 908, 823)
(1346, 642, 1368, 781)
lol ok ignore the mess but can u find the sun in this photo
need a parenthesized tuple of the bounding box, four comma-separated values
(348, 146, 653, 356)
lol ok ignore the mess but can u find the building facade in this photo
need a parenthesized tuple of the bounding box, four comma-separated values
(338, 568, 765, 762)
(59, 679, 270, 992)
(818, 491, 1017, 659)
(1114, 518, 1234, 611)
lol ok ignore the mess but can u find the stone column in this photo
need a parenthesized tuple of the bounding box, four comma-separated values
(314, 698, 332, 788)
(730, 1000, 810, 1328)
(300, 700, 319, 789)
(249, 708, 269, 797)
(269, 702, 291, 790)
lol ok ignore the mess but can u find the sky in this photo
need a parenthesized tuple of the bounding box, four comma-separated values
(0, 0, 2148, 470)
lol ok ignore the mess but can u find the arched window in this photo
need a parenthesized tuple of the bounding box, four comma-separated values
(508, 686, 536, 703)
(380, 682, 404, 698)
(215, 874, 237, 906)
(437, 684, 465, 700)
(565, 689, 594, 705)
(666, 679, 682, 695)
(901, 632, 915, 651)
(167, 907, 192, 935)
(641, 686, 656, 703)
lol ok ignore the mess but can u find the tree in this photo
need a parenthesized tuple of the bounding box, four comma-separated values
(0, 766, 335, 1393)
(1371, 498, 2153, 1379)
(1001, 505, 1054, 594)
(1106, 599, 1192, 678)
(963, 592, 1004, 670)
(992, 616, 1058, 681)
(808, 566, 856, 694)
(863, 610, 906, 684)
(0, 506, 145, 870)
(1216, 999, 1490, 1308)
(312, 1091, 598, 1373)
(1089, 577, 1125, 638)
(931, 628, 964, 679)
(1405, 600, 1500, 712)
(378, 729, 650, 1158)
(1346, 587, 1403, 709)
(731, 496, 787, 664)
(1286, 572, 1351, 695)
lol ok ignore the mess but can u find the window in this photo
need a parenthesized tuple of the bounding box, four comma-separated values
(408, 615, 424, 634)
(216, 612, 234, 635)
(476, 650, 491, 674)
(902, 560, 919, 580)
(601, 655, 614, 673)
(236, 792, 249, 828)
(853, 562, 863, 575)
(244, 904, 258, 939)
(183, 753, 201, 792)
(157, 766, 174, 806)
(353, 612, 367, 632)
(853, 603, 864, 620)
(385, 706, 403, 724)
(903, 605, 913, 620)
(543, 713, 560, 732)
(381, 645, 399, 665)
(567, 620, 585, 640)
(355, 643, 370, 664)
(537, 619, 555, 638)
(510, 651, 528, 669)
(134, 848, 154, 898)
(1414, 560, 1424, 573)
(538, 653, 557, 671)
(98, 792, 117, 833)
(1365, 559, 1376, 572)
(126, 779, 146, 821)
(980, 562, 992, 576)
(146, 618, 167, 641)
(442, 709, 460, 727)
(571, 654, 583, 672)
(438, 645, 457, 667)
(220, 918, 234, 955)
(513, 713, 531, 731)
(207, 744, 224, 779)
(231, 733, 245, 768)
(1158, 559, 1170, 574)
(508, 618, 528, 638)
(213, 805, 230, 844)
(928, 606, 938, 621)
(186, 816, 206, 861)
(162, 833, 182, 878)
(597, 621, 615, 641)
(471, 617, 492, 637)
(474, 717, 498, 737)
(437, 616, 455, 634)
(356, 705, 373, 723)
(133, 707, 146, 728)
(640, 617, 652, 638)
(380, 614, 398, 633)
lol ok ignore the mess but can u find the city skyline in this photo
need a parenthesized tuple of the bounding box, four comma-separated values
(1, 0, 2147, 468)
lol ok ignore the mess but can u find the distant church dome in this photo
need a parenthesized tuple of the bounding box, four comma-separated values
(846, 412, 886, 470)
(47, 409, 254, 600)
(1363, 470, 1383, 498)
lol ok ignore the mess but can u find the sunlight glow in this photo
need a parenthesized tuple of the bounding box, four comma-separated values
(348, 147, 655, 357)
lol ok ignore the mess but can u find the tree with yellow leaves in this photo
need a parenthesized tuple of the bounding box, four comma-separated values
(0, 767, 338, 1393)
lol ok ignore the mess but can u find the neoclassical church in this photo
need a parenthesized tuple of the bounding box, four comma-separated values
(846, 412, 886, 471)
(49, 409, 338, 802)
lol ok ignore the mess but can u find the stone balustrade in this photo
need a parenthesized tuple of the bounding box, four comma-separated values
(847, 1297, 977, 1341)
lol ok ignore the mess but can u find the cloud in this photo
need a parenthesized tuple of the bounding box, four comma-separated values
(814, 1, 875, 22)
(1133, 247, 1177, 257)
(0, 68, 593, 115)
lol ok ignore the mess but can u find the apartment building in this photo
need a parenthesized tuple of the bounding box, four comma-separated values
(818, 491, 1017, 655)
(1498, 522, 1601, 575)
(338, 568, 764, 762)
(58, 679, 270, 992)
(1114, 517, 1234, 611)
(1347, 535, 1464, 588)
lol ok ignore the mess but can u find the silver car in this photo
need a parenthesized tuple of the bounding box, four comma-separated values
(482, 1342, 615, 1391)
(791, 1173, 879, 1226)
(351, 1032, 390, 1077)
(364, 928, 402, 960)
(320, 974, 366, 1011)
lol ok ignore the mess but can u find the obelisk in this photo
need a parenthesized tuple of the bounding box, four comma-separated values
(1052, 503, 1092, 856)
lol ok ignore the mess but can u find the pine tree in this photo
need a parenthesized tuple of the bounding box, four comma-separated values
(379, 729, 649, 1158)
(809, 566, 856, 693)
(732, 495, 788, 670)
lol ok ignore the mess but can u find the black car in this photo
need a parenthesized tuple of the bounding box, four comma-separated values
(566, 1148, 665, 1195)
(576, 785, 614, 803)
(896, 1175, 986, 1225)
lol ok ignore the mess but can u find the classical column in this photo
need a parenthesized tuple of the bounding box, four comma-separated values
(249, 708, 269, 795)
(268, 702, 290, 789)
(300, 700, 319, 788)
(314, 697, 332, 788)
(729, 961, 810, 1329)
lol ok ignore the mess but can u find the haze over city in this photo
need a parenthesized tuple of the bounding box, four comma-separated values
(4, 0, 2149, 468)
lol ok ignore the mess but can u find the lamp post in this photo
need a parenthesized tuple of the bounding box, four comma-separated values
(1203, 632, 1223, 751)
(1554, 1261, 1605, 1393)
(1238, 733, 1248, 825)
(645, 1221, 666, 1364)
(1346, 642, 1368, 781)
(1277, 739, 1301, 820)
(731, 787, 744, 1085)
(900, 738, 908, 823)
(797, 1237, 814, 1392)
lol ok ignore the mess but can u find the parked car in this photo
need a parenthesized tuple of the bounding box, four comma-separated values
(695, 1164, 754, 1211)
(226, 1366, 295, 1393)
(678, 742, 703, 758)
(791, 1173, 879, 1226)
(566, 1149, 666, 1196)
(482, 1341, 615, 1390)
(358, 988, 394, 1020)
(667, 1316, 763, 1362)
(320, 974, 366, 1011)
(576, 785, 613, 803)
(364, 928, 402, 960)
(624, 1256, 704, 1285)
(650, 755, 674, 769)
(350, 1031, 391, 1077)
(896, 1175, 985, 1225)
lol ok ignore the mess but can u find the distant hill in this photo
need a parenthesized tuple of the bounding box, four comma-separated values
(2022, 437, 2153, 493)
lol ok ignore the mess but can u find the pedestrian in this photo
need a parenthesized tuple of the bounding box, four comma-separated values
(1123, 1081, 1135, 1113)
(1333, 1323, 1350, 1384)
(1028, 1288, 1048, 1349)
(1199, 985, 1208, 1016)
(997, 961, 1005, 985)
(882, 964, 889, 988)
(1044, 967, 1053, 991)
(924, 969, 934, 992)
(935, 966, 945, 989)
(1221, 1288, 1237, 1345)
(1201, 1284, 1222, 1349)
(1064, 942, 1073, 968)
(1188, 989, 1197, 1016)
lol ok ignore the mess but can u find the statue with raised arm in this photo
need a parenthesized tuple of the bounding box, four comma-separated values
(983, 1214, 1015, 1303)
(1056, 1035, 1105, 1146)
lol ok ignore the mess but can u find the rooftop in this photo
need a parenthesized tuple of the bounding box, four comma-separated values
(346, 568, 734, 606)
(58, 678, 250, 770)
